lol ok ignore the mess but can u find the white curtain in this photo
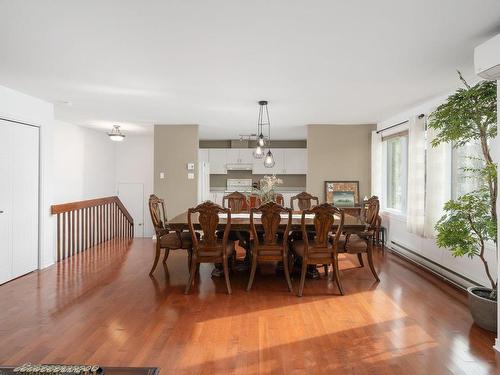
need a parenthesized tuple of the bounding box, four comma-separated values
(371, 131, 382, 199)
(406, 116, 426, 236)
(424, 126, 451, 238)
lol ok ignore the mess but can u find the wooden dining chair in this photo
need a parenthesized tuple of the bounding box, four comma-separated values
(276, 193, 285, 206)
(185, 201, 235, 294)
(292, 203, 345, 296)
(290, 191, 319, 211)
(339, 196, 380, 281)
(148, 194, 194, 275)
(222, 191, 248, 213)
(247, 202, 293, 292)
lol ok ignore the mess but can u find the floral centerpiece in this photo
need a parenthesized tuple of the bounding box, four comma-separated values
(252, 175, 283, 204)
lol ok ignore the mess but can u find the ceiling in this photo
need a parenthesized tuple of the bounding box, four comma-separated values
(0, 0, 499, 139)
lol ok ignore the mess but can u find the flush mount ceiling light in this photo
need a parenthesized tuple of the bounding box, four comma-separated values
(108, 125, 125, 141)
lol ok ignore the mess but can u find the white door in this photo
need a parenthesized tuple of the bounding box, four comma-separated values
(118, 183, 144, 237)
(0, 119, 39, 283)
(0, 123, 13, 284)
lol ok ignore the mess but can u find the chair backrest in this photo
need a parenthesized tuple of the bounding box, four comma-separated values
(222, 191, 248, 213)
(149, 194, 168, 237)
(301, 203, 344, 254)
(250, 202, 292, 251)
(363, 196, 380, 230)
(248, 194, 262, 209)
(275, 193, 284, 206)
(188, 201, 231, 255)
(291, 191, 319, 211)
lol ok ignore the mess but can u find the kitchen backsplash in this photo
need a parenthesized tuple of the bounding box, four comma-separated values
(210, 170, 306, 188)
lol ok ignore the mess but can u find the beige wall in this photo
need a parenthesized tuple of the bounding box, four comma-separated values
(307, 124, 375, 203)
(154, 125, 199, 218)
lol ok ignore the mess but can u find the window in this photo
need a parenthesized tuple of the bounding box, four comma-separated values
(385, 135, 408, 212)
(451, 141, 484, 199)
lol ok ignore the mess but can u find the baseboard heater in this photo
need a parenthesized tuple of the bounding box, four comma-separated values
(388, 240, 480, 291)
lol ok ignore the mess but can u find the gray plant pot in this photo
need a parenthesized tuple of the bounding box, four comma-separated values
(467, 286, 497, 332)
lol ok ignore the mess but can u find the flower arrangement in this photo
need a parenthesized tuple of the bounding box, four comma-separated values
(253, 175, 283, 204)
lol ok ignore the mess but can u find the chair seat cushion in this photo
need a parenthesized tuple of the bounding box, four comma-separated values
(160, 231, 196, 249)
(293, 239, 333, 258)
(338, 234, 368, 253)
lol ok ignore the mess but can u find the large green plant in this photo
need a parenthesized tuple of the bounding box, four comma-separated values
(428, 72, 497, 293)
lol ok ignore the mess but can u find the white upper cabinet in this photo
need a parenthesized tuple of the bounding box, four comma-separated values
(253, 149, 285, 175)
(201, 148, 307, 175)
(283, 148, 308, 174)
(226, 149, 253, 164)
(198, 149, 209, 163)
(238, 149, 254, 164)
(208, 149, 227, 174)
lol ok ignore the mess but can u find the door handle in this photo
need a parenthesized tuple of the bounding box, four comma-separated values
(0, 210, 4, 214)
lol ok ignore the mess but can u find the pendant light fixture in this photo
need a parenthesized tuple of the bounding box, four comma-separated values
(254, 100, 275, 168)
(253, 100, 269, 159)
(108, 125, 126, 141)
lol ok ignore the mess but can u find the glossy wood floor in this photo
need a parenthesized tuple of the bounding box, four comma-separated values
(0, 239, 498, 374)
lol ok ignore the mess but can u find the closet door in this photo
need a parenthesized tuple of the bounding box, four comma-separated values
(0, 122, 13, 284)
(0, 119, 39, 283)
(11, 123, 39, 278)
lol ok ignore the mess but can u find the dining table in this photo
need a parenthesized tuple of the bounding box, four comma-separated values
(169, 210, 369, 278)
(168, 211, 368, 233)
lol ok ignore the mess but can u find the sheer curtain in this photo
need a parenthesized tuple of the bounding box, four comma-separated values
(371, 131, 382, 199)
(406, 116, 426, 236)
(424, 126, 451, 238)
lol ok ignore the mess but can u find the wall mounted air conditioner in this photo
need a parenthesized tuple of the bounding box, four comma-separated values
(474, 33, 500, 80)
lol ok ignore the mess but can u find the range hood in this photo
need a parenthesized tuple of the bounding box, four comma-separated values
(226, 163, 253, 171)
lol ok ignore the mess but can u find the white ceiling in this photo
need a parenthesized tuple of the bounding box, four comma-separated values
(0, 0, 499, 139)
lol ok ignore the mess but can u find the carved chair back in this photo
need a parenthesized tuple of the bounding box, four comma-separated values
(250, 202, 292, 252)
(148, 194, 168, 237)
(301, 203, 344, 256)
(363, 196, 380, 230)
(291, 191, 319, 211)
(222, 191, 248, 213)
(188, 201, 231, 257)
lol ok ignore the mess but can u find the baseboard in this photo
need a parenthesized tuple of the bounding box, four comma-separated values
(389, 240, 482, 290)
(494, 338, 500, 353)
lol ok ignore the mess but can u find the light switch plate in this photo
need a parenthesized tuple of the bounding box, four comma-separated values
(160, 172, 165, 179)
(187, 173, 195, 179)
(187, 163, 195, 170)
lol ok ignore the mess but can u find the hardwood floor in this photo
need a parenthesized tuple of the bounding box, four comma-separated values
(0, 238, 498, 374)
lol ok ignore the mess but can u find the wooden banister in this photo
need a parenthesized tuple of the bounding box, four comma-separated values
(51, 196, 134, 261)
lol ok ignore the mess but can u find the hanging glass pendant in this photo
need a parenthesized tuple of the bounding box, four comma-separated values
(257, 133, 265, 147)
(264, 150, 275, 168)
(253, 144, 264, 159)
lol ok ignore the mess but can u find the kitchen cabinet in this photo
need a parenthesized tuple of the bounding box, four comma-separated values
(252, 149, 285, 175)
(202, 148, 307, 175)
(208, 149, 227, 174)
(226, 148, 254, 164)
(198, 149, 209, 163)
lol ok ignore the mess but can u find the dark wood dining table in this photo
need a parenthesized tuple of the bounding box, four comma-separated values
(168, 211, 367, 233)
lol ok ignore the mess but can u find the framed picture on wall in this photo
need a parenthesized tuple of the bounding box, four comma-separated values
(324, 181, 360, 207)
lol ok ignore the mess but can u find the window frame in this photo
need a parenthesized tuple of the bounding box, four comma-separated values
(382, 132, 409, 214)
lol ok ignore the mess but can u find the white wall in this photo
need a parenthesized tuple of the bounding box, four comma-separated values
(115, 135, 154, 238)
(377, 89, 497, 288)
(53, 120, 116, 203)
(0, 85, 55, 268)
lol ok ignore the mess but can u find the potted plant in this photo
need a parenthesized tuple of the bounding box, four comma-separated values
(252, 175, 283, 204)
(428, 72, 497, 332)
